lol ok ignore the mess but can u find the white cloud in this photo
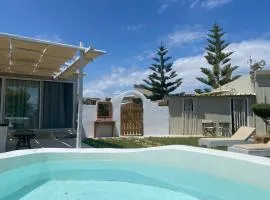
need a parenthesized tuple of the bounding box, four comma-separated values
(167, 29, 205, 47)
(157, 0, 179, 14)
(191, 0, 233, 9)
(165, 25, 205, 47)
(34, 34, 64, 43)
(84, 39, 270, 97)
(158, 4, 169, 14)
(134, 50, 156, 62)
(83, 66, 150, 98)
(122, 24, 144, 32)
(174, 39, 270, 93)
(134, 55, 144, 61)
(190, 0, 198, 8)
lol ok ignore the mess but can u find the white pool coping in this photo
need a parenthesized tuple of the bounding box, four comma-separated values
(1, 145, 270, 166)
(1, 145, 270, 197)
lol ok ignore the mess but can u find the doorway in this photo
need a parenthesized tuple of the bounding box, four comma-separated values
(231, 98, 248, 133)
(183, 98, 197, 135)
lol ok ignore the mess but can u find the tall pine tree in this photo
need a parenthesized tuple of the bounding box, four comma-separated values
(195, 23, 240, 93)
(140, 45, 182, 100)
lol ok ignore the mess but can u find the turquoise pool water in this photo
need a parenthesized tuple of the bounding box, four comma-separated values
(1, 158, 270, 200)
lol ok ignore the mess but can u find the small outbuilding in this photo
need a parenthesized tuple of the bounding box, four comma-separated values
(168, 70, 270, 137)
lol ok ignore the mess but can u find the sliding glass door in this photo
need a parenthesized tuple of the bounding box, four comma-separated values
(42, 81, 73, 129)
(5, 79, 40, 129)
(3, 79, 74, 129)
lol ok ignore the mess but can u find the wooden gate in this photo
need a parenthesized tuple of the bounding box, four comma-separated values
(121, 102, 143, 136)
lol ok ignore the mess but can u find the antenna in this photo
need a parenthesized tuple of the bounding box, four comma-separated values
(250, 58, 266, 74)
(259, 60, 266, 66)
(249, 56, 253, 67)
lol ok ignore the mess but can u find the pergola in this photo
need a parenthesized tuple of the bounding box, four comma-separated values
(0, 32, 105, 148)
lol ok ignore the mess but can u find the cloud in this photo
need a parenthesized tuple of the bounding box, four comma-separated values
(174, 39, 270, 92)
(34, 34, 64, 43)
(84, 39, 270, 97)
(158, 4, 169, 14)
(259, 31, 270, 40)
(134, 50, 156, 62)
(157, 0, 179, 14)
(135, 26, 205, 62)
(134, 55, 144, 61)
(83, 66, 150, 98)
(190, 0, 199, 8)
(166, 26, 205, 47)
(122, 24, 144, 32)
(190, 0, 233, 9)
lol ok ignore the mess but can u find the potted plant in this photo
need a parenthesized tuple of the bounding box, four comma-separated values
(252, 104, 270, 142)
(252, 104, 270, 125)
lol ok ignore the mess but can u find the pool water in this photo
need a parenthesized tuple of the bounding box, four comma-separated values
(1, 160, 270, 200)
(15, 181, 199, 200)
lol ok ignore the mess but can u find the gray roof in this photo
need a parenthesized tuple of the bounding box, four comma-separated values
(201, 76, 255, 96)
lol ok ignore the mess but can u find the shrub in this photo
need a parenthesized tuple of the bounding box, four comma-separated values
(252, 104, 270, 119)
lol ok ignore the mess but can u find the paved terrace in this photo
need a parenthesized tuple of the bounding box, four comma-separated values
(6, 130, 91, 152)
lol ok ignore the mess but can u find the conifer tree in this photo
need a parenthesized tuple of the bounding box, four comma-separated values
(195, 23, 240, 93)
(140, 45, 182, 100)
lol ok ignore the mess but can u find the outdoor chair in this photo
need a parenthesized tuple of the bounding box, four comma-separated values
(202, 120, 216, 136)
(14, 129, 36, 150)
(198, 126, 255, 147)
(218, 122, 231, 137)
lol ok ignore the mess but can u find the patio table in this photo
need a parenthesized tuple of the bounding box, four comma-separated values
(13, 130, 36, 150)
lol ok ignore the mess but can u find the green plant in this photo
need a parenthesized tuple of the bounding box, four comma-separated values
(195, 23, 240, 93)
(140, 45, 182, 100)
(252, 104, 270, 120)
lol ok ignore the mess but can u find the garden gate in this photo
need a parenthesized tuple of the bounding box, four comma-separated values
(121, 101, 143, 136)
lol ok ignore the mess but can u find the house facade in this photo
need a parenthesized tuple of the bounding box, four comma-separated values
(0, 32, 104, 135)
(168, 71, 270, 136)
(169, 94, 255, 136)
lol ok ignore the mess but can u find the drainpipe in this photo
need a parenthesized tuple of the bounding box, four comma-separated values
(76, 42, 84, 148)
(252, 73, 256, 129)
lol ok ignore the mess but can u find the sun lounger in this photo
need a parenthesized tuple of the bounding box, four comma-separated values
(198, 126, 256, 147)
(228, 140, 270, 157)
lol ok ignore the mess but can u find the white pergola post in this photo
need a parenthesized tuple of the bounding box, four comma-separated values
(76, 42, 84, 148)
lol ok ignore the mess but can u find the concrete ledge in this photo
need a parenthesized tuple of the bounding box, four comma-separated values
(0, 146, 270, 191)
(228, 146, 270, 157)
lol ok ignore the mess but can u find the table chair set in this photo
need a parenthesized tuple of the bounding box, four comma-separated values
(202, 120, 231, 137)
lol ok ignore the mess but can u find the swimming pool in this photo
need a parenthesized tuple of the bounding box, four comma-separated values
(0, 146, 270, 200)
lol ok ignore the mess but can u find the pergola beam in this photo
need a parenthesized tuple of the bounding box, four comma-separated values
(0, 32, 86, 51)
(53, 48, 105, 79)
(8, 38, 12, 71)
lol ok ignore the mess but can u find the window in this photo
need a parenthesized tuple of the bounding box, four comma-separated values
(5, 79, 40, 129)
(97, 101, 112, 119)
(184, 98, 193, 112)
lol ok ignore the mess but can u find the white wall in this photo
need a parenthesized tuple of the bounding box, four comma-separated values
(82, 105, 96, 138)
(111, 90, 169, 137)
(82, 90, 169, 138)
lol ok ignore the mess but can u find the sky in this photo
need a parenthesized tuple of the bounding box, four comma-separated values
(1, 0, 270, 98)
